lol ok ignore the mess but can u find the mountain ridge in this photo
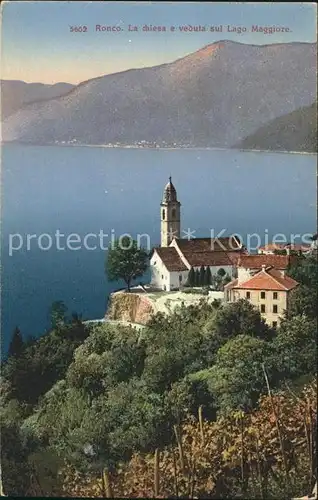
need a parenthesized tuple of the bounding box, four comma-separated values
(2, 40, 316, 150)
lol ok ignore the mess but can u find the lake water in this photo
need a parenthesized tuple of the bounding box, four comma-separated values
(1, 144, 316, 353)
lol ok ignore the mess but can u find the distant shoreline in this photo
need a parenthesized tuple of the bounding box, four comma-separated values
(1, 141, 316, 156)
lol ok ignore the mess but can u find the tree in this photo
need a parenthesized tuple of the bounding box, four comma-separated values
(287, 255, 318, 289)
(223, 273, 232, 286)
(211, 274, 223, 291)
(49, 301, 68, 331)
(195, 269, 200, 287)
(199, 265, 205, 286)
(213, 299, 271, 342)
(286, 255, 318, 319)
(217, 267, 226, 277)
(8, 327, 24, 358)
(106, 237, 148, 292)
(205, 266, 212, 286)
(287, 285, 318, 320)
(271, 315, 317, 380)
(186, 267, 195, 287)
(206, 335, 271, 413)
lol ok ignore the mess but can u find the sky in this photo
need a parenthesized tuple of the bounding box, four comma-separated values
(1, 1, 317, 84)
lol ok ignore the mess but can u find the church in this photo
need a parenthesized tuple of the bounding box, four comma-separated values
(150, 178, 247, 291)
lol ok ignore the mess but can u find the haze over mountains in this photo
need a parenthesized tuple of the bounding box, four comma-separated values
(1, 80, 74, 120)
(1, 40, 317, 151)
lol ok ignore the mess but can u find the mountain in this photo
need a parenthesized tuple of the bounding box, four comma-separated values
(236, 103, 317, 153)
(1, 80, 74, 119)
(2, 41, 317, 149)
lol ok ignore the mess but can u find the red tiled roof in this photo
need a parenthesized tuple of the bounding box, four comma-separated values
(258, 243, 285, 251)
(183, 250, 233, 267)
(231, 268, 298, 291)
(267, 268, 299, 290)
(176, 237, 243, 253)
(154, 247, 188, 272)
(237, 254, 296, 270)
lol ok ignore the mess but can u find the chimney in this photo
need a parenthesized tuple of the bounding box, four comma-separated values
(261, 264, 266, 271)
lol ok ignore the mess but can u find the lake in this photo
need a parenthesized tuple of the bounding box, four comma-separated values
(1, 144, 316, 353)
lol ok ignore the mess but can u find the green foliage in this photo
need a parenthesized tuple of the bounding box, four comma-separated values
(288, 285, 318, 319)
(206, 335, 271, 413)
(66, 323, 146, 397)
(205, 266, 212, 286)
(1, 265, 317, 496)
(49, 301, 68, 331)
(186, 267, 195, 287)
(287, 255, 318, 319)
(199, 265, 205, 286)
(2, 314, 89, 405)
(271, 315, 317, 380)
(217, 267, 226, 277)
(8, 327, 24, 358)
(195, 268, 200, 286)
(106, 237, 148, 291)
(212, 298, 271, 341)
(287, 254, 318, 288)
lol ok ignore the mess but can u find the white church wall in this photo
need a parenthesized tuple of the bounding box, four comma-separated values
(168, 270, 189, 291)
(150, 254, 169, 290)
(237, 266, 252, 284)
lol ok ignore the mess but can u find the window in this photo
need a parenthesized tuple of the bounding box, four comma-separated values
(260, 291, 266, 299)
(162, 210, 165, 220)
(179, 275, 182, 282)
(246, 291, 251, 299)
(172, 208, 176, 218)
(161, 274, 164, 279)
(273, 292, 278, 300)
(273, 305, 278, 314)
(260, 304, 266, 313)
(272, 321, 278, 328)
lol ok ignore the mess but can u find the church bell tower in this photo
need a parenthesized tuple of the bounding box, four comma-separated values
(160, 177, 181, 247)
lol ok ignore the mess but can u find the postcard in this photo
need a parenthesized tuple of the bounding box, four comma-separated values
(0, 1, 317, 498)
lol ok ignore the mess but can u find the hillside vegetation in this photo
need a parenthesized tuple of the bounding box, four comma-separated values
(1, 256, 317, 497)
(238, 103, 317, 153)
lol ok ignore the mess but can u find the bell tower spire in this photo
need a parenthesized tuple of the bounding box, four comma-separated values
(160, 177, 181, 247)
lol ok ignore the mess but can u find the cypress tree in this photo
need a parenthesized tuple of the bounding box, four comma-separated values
(187, 267, 195, 287)
(199, 265, 205, 286)
(195, 269, 200, 287)
(8, 327, 24, 358)
(205, 266, 212, 286)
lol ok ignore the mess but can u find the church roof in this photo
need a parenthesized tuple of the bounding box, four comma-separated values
(176, 236, 243, 253)
(225, 267, 299, 291)
(172, 237, 245, 267)
(182, 250, 233, 267)
(162, 177, 178, 203)
(154, 247, 188, 272)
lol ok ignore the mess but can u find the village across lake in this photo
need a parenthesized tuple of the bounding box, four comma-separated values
(1, 144, 316, 352)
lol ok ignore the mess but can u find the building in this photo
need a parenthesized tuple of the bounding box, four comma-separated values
(150, 178, 247, 291)
(224, 264, 299, 327)
(258, 242, 311, 254)
(236, 253, 298, 281)
(160, 176, 181, 247)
